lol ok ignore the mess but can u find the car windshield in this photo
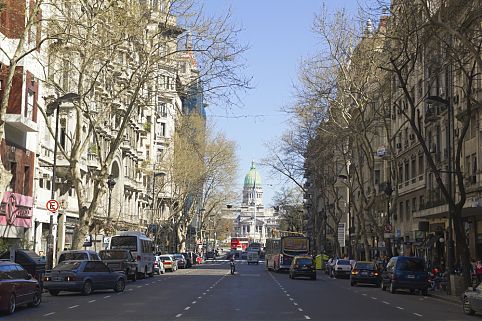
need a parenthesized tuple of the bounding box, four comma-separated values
(355, 262, 375, 270)
(53, 261, 82, 271)
(99, 250, 128, 260)
(159, 256, 171, 261)
(398, 258, 425, 272)
(297, 258, 313, 265)
(59, 252, 88, 262)
(174, 255, 183, 259)
(337, 260, 350, 265)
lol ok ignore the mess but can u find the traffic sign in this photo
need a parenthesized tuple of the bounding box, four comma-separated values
(46, 200, 59, 213)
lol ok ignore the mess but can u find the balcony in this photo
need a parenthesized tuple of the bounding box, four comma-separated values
(5, 113, 37, 132)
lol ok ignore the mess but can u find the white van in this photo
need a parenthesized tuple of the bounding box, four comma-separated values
(109, 231, 155, 278)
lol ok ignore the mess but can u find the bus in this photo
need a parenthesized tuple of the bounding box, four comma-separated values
(230, 237, 249, 250)
(109, 231, 155, 278)
(265, 236, 310, 272)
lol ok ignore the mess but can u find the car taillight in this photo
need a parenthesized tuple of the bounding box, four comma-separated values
(351, 269, 358, 275)
(64, 276, 76, 281)
(373, 272, 379, 276)
(154, 262, 158, 267)
(137, 255, 141, 261)
(165, 261, 171, 264)
(43, 276, 51, 281)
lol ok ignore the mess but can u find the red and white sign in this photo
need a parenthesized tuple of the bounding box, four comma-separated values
(46, 200, 60, 213)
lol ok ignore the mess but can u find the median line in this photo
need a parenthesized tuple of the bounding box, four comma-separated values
(43, 312, 55, 317)
(413, 313, 423, 317)
(68, 305, 79, 309)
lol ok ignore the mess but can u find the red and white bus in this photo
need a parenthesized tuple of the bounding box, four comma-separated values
(230, 237, 249, 250)
(265, 236, 310, 272)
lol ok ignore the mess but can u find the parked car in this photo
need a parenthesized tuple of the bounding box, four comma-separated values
(158, 255, 177, 272)
(99, 250, 137, 281)
(247, 251, 260, 265)
(333, 259, 352, 278)
(0, 249, 46, 290)
(44, 260, 126, 296)
(381, 256, 429, 295)
(350, 261, 381, 287)
(463, 283, 482, 315)
(289, 256, 316, 280)
(0, 261, 42, 314)
(153, 256, 165, 275)
(57, 250, 101, 264)
(205, 251, 216, 260)
(181, 252, 193, 268)
(173, 254, 187, 269)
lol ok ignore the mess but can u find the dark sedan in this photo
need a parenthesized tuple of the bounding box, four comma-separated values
(44, 260, 126, 296)
(289, 256, 316, 280)
(0, 261, 41, 314)
(99, 250, 137, 281)
(173, 254, 187, 269)
(350, 261, 381, 287)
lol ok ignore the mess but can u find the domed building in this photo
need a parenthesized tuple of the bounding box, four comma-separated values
(227, 162, 279, 246)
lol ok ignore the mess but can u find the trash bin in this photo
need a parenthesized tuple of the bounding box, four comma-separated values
(0, 249, 46, 288)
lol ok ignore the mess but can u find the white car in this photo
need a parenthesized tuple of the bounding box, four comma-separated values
(333, 259, 352, 278)
(158, 254, 177, 272)
(154, 255, 166, 274)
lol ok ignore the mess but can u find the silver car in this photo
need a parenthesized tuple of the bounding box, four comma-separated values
(154, 256, 166, 274)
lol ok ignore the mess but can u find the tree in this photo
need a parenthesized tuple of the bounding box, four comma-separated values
(272, 187, 304, 233)
(40, 0, 249, 249)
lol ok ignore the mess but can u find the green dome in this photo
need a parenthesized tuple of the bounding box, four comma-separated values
(244, 162, 262, 187)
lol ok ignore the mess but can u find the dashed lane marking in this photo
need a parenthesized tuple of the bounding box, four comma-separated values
(362, 293, 367, 296)
(371, 297, 377, 300)
(293, 303, 298, 306)
(88, 300, 96, 303)
(104, 295, 111, 299)
(176, 314, 182, 318)
(43, 312, 55, 317)
(68, 305, 79, 309)
(184, 307, 190, 311)
(198, 296, 202, 299)
(304, 316, 311, 320)
(414, 313, 423, 317)
(382, 301, 390, 305)
(289, 298, 294, 301)
(298, 308, 303, 312)
(396, 307, 404, 310)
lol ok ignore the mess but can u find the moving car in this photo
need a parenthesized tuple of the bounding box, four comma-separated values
(99, 249, 138, 281)
(463, 283, 482, 315)
(57, 250, 101, 264)
(333, 259, 352, 278)
(381, 256, 429, 295)
(350, 261, 381, 286)
(153, 256, 165, 275)
(289, 256, 316, 280)
(158, 255, 177, 272)
(173, 254, 187, 269)
(44, 260, 126, 296)
(0, 261, 41, 314)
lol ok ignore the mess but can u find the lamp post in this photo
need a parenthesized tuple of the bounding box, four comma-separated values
(45, 93, 80, 270)
(384, 182, 393, 258)
(106, 174, 116, 232)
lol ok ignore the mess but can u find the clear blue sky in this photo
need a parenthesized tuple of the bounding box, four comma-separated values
(204, 1, 359, 206)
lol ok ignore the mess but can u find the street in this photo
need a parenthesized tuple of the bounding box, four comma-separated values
(3, 261, 477, 321)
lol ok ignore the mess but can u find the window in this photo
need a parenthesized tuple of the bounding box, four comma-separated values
(94, 262, 110, 273)
(39, 178, 44, 189)
(411, 159, 416, 183)
(412, 198, 416, 213)
(418, 155, 424, 178)
(420, 195, 425, 209)
(83, 262, 96, 273)
(9, 162, 17, 191)
(374, 170, 380, 186)
(405, 200, 410, 220)
(160, 123, 166, 137)
(24, 166, 30, 195)
(399, 202, 404, 221)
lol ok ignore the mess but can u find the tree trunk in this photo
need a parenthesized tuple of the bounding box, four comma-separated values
(453, 209, 472, 287)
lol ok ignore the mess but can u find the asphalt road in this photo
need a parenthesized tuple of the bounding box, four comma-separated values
(3, 260, 480, 321)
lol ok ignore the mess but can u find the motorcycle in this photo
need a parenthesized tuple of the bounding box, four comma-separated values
(230, 261, 235, 275)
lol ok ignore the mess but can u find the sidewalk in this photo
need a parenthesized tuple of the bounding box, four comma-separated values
(429, 288, 462, 304)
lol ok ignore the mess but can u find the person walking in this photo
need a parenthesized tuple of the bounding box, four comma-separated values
(475, 260, 482, 284)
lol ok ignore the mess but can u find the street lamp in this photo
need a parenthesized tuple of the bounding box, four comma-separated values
(106, 174, 116, 223)
(45, 92, 80, 270)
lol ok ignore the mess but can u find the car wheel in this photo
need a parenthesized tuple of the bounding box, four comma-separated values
(161, 270, 165, 274)
(463, 296, 476, 315)
(148, 268, 154, 277)
(6, 294, 16, 314)
(114, 279, 125, 292)
(28, 290, 42, 308)
(389, 282, 396, 294)
(48, 290, 60, 296)
(82, 281, 93, 296)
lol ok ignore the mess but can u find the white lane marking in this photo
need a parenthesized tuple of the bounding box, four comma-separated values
(137, 286, 142, 288)
(184, 307, 190, 311)
(362, 293, 367, 296)
(304, 316, 311, 320)
(176, 314, 182, 318)
(198, 296, 202, 299)
(43, 312, 55, 317)
(298, 308, 303, 312)
(104, 295, 111, 298)
(192, 301, 197, 304)
(396, 307, 404, 310)
(382, 301, 390, 305)
(206, 289, 210, 292)
(88, 300, 96, 303)
(286, 294, 290, 297)
(371, 297, 377, 300)
(289, 298, 294, 301)
(293, 302, 298, 306)
(68, 305, 79, 309)
(128, 289, 133, 291)
(414, 313, 423, 317)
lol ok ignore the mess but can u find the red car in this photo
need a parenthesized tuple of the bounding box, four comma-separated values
(0, 261, 41, 314)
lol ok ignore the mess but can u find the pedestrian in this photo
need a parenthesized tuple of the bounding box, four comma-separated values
(476, 260, 482, 283)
